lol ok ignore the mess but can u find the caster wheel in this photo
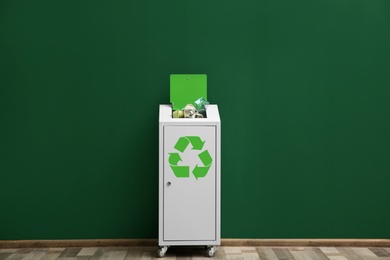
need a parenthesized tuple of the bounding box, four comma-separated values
(207, 246, 216, 257)
(157, 246, 168, 258)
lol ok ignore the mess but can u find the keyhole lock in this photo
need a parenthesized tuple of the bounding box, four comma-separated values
(167, 181, 171, 186)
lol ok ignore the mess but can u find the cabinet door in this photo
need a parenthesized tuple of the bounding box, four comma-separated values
(164, 126, 216, 241)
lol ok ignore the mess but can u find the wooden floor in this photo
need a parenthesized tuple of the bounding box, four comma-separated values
(1, 246, 390, 260)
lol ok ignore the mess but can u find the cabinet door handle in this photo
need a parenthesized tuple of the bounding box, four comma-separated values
(167, 181, 171, 186)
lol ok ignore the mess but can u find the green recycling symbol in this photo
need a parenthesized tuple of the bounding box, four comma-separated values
(168, 136, 212, 180)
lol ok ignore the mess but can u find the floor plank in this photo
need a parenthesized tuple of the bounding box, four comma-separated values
(369, 247, 390, 257)
(352, 247, 378, 258)
(256, 247, 279, 260)
(289, 248, 329, 260)
(272, 248, 295, 260)
(0, 253, 13, 260)
(319, 247, 340, 255)
(327, 256, 348, 260)
(78, 247, 98, 256)
(337, 247, 365, 260)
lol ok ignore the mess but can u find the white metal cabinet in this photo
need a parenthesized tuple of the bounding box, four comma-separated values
(164, 125, 216, 241)
(159, 104, 220, 257)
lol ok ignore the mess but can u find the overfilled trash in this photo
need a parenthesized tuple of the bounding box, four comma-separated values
(172, 97, 209, 119)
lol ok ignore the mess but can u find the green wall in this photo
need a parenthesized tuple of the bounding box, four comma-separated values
(1, 0, 389, 240)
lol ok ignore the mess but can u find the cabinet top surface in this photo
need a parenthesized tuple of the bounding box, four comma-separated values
(159, 104, 220, 124)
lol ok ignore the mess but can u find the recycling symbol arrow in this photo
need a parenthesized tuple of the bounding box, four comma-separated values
(168, 136, 212, 180)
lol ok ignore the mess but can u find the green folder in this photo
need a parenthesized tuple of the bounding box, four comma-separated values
(170, 74, 207, 111)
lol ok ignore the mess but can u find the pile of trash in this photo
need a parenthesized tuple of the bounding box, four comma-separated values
(172, 97, 209, 118)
